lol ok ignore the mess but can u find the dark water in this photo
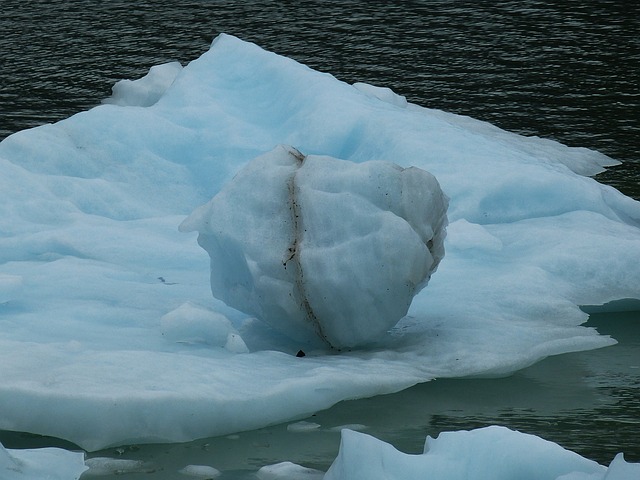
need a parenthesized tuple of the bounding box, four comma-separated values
(1, 0, 639, 475)
(1, 0, 639, 197)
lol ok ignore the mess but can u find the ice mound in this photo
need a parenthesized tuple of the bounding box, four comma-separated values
(178, 464, 222, 478)
(180, 145, 448, 348)
(161, 302, 249, 353)
(257, 462, 324, 480)
(0, 441, 87, 479)
(325, 427, 639, 480)
(0, 33, 639, 450)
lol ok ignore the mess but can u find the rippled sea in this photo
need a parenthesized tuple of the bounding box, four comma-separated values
(1, 0, 639, 476)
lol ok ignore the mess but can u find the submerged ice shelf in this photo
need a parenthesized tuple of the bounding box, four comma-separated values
(0, 33, 639, 452)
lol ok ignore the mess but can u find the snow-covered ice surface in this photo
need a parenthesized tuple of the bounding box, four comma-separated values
(0, 441, 86, 479)
(324, 427, 640, 480)
(1, 33, 639, 451)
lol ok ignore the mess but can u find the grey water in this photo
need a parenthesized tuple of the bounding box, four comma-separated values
(0, 0, 638, 476)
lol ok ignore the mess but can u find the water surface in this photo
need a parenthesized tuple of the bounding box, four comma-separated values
(2, 1, 638, 197)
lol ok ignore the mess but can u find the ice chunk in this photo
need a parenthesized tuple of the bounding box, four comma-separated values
(180, 145, 448, 349)
(324, 427, 640, 480)
(178, 464, 222, 478)
(224, 332, 249, 353)
(257, 461, 324, 480)
(0, 441, 87, 479)
(103, 61, 183, 107)
(286, 421, 321, 432)
(83, 457, 151, 476)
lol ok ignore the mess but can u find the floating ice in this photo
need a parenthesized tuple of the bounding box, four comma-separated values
(324, 427, 640, 480)
(257, 462, 324, 480)
(0, 441, 86, 479)
(180, 145, 448, 348)
(83, 457, 151, 476)
(286, 421, 322, 433)
(178, 464, 222, 478)
(0, 33, 639, 450)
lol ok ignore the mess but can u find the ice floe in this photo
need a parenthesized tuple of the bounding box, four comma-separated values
(0, 34, 638, 451)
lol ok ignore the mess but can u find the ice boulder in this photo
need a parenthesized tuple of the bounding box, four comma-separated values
(180, 145, 448, 349)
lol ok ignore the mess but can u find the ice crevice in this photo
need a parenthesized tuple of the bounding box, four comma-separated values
(285, 146, 332, 348)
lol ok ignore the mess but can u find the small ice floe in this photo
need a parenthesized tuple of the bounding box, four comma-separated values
(0, 441, 87, 479)
(286, 421, 322, 433)
(257, 461, 325, 480)
(178, 464, 222, 478)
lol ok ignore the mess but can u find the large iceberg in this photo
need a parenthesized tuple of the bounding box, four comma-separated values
(0, 33, 639, 451)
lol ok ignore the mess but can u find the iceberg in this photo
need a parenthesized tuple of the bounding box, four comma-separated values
(324, 427, 640, 480)
(0, 33, 639, 451)
(0, 441, 86, 479)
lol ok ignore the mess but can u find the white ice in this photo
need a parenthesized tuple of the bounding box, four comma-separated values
(102, 61, 183, 108)
(257, 462, 324, 480)
(324, 427, 640, 480)
(180, 146, 448, 348)
(0, 441, 86, 479)
(0, 33, 639, 451)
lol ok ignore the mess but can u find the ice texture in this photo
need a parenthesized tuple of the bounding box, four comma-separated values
(0, 441, 87, 479)
(324, 427, 639, 480)
(102, 61, 183, 107)
(0, 33, 639, 450)
(180, 145, 448, 348)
